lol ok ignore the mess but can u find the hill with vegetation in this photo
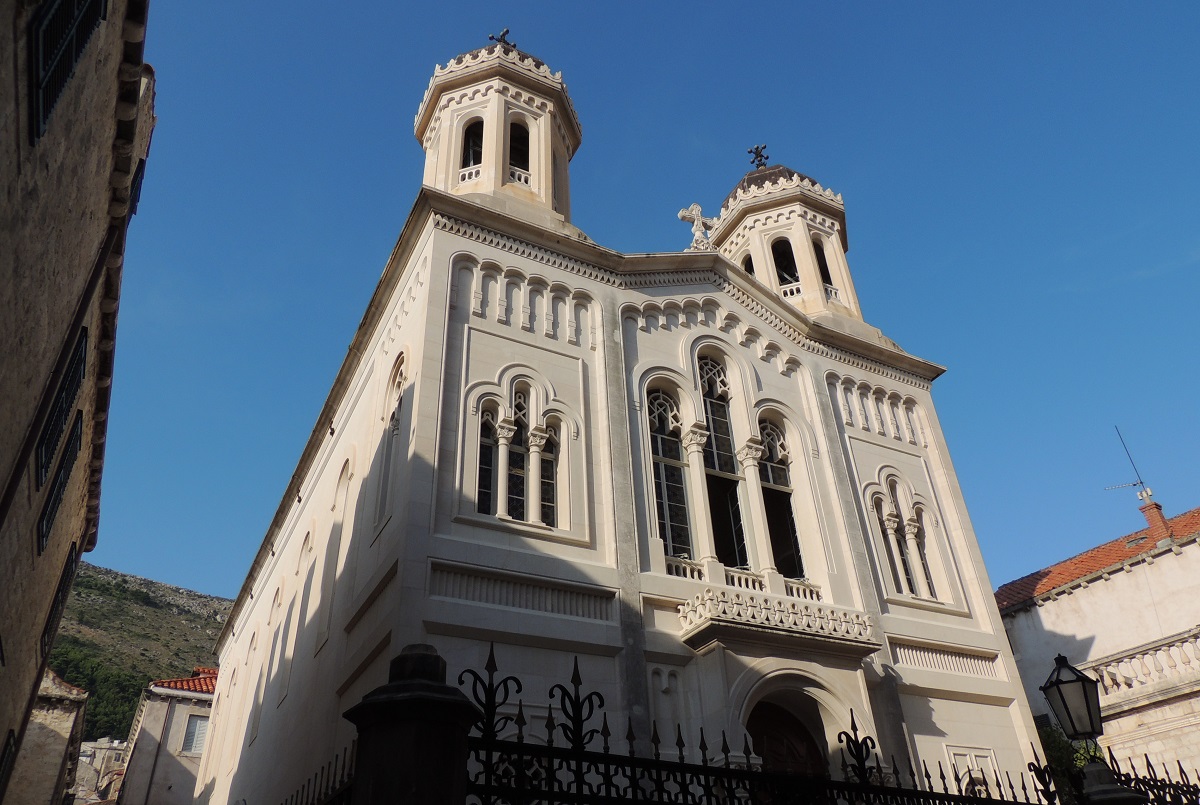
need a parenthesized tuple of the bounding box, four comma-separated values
(47, 562, 233, 741)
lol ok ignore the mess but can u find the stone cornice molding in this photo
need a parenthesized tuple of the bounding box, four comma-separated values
(420, 77, 573, 153)
(711, 172, 844, 239)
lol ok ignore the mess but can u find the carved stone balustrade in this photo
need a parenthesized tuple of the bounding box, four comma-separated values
(1083, 626, 1200, 715)
(677, 587, 879, 656)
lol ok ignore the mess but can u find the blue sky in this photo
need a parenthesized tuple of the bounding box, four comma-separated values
(93, 2, 1200, 599)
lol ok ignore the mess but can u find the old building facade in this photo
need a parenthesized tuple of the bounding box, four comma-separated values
(122, 668, 216, 805)
(998, 499, 1200, 771)
(197, 42, 1038, 805)
(0, 0, 155, 797)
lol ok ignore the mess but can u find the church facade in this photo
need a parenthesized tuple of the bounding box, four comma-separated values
(196, 42, 1038, 805)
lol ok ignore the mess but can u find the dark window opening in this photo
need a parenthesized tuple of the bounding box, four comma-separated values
(771, 239, 800, 285)
(742, 255, 755, 276)
(764, 487, 804, 579)
(708, 475, 747, 568)
(37, 328, 87, 488)
(509, 122, 529, 171)
(461, 121, 484, 169)
(38, 410, 83, 554)
(477, 413, 497, 514)
(648, 390, 691, 558)
(540, 428, 558, 527)
(29, 0, 107, 142)
(812, 237, 834, 286)
(0, 730, 16, 800)
(41, 543, 78, 658)
(507, 393, 529, 521)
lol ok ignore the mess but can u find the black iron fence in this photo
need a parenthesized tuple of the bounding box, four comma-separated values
(280, 741, 355, 805)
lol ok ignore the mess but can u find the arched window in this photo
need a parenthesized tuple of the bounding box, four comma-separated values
(461, 120, 484, 169)
(698, 357, 747, 568)
(812, 236, 834, 286)
(874, 480, 936, 599)
(509, 121, 530, 184)
(375, 356, 405, 527)
(647, 390, 691, 558)
(759, 421, 804, 579)
(771, 238, 800, 286)
(539, 425, 559, 527)
(507, 391, 529, 520)
(477, 409, 498, 515)
(742, 255, 755, 276)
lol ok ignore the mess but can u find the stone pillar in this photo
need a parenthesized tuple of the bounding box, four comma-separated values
(904, 519, 931, 599)
(735, 442, 773, 574)
(883, 513, 911, 595)
(344, 644, 480, 805)
(495, 421, 515, 518)
(682, 427, 719, 574)
(528, 428, 547, 524)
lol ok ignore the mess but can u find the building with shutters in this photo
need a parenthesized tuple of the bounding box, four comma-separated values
(121, 667, 216, 805)
(0, 0, 155, 798)
(195, 39, 1038, 805)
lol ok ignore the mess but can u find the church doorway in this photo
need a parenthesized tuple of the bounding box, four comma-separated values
(746, 699, 829, 777)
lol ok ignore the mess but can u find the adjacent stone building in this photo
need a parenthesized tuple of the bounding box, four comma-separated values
(998, 497, 1200, 770)
(120, 668, 216, 805)
(195, 41, 1039, 805)
(4, 670, 88, 805)
(0, 0, 155, 798)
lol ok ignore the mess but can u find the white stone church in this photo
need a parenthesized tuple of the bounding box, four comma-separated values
(195, 40, 1039, 805)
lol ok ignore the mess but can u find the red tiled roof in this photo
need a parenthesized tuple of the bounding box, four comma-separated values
(995, 505, 1200, 611)
(151, 667, 218, 695)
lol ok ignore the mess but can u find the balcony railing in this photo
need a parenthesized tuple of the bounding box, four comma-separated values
(780, 281, 802, 299)
(508, 166, 531, 186)
(824, 284, 841, 302)
(724, 567, 766, 592)
(664, 555, 704, 580)
(459, 166, 481, 183)
(784, 577, 822, 602)
(678, 587, 877, 653)
(1084, 626, 1200, 704)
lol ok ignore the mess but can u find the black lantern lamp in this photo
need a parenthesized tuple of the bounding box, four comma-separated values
(1040, 654, 1103, 740)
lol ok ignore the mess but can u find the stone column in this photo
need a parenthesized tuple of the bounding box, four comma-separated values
(735, 442, 773, 577)
(344, 644, 480, 805)
(883, 512, 911, 595)
(528, 428, 547, 524)
(494, 421, 515, 518)
(682, 427, 719, 574)
(904, 519, 932, 599)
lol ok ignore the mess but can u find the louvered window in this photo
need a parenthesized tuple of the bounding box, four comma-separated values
(29, 0, 108, 141)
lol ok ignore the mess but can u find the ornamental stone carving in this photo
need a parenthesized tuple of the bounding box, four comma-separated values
(677, 588, 878, 654)
(682, 428, 709, 454)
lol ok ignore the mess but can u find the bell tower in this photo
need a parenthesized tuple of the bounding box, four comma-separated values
(414, 36, 582, 225)
(710, 160, 863, 322)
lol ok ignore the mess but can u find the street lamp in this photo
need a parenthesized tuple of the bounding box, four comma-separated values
(1040, 654, 1103, 741)
(1039, 655, 1146, 805)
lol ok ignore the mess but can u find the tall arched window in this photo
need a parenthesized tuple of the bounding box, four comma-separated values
(477, 409, 498, 515)
(539, 425, 559, 527)
(742, 255, 755, 276)
(874, 480, 936, 599)
(375, 356, 405, 527)
(509, 121, 530, 184)
(698, 357, 747, 568)
(759, 421, 804, 579)
(461, 120, 484, 169)
(507, 391, 529, 520)
(647, 390, 691, 558)
(812, 236, 834, 286)
(771, 238, 800, 286)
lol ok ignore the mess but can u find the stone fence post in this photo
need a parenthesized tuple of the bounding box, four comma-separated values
(344, 643, 479, 805)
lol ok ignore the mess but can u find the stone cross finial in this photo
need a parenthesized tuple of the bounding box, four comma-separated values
(748, 144, 769, 169)
(677, 203, 717, 251)
(489, 28, 517, 49)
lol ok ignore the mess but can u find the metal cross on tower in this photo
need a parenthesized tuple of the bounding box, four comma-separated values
(748, 144, 769, 169)
(677, 203, 717, 251)
(489, 28, 517, 49)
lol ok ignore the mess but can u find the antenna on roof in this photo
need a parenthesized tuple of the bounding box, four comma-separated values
(1104, 426, 1152, 501)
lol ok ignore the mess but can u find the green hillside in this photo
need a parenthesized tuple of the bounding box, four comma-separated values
(47, 562, 233, 741)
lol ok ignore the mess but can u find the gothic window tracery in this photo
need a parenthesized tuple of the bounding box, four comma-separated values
(647, 389, 691, 558)
(698, 357, 747, 569)
(477, 408, 498, 515)
(873, 479, 937, 600)
(759, 421, 804, 579)
(507, 391, 530, 520)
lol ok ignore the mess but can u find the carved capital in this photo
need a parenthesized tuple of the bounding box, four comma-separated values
(528, 428, 549, 450)
(495, 421, 517, 444)
(883, 512, 901, 536)
(682, 428, 709, 454)
(904, 519, 921, 539)
(736, 442, 765, 467)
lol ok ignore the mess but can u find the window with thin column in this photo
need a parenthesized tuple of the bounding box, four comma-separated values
(477, 409, 498, 515)
(507, 391, 529, 520)
(647, 390, 691, 558)
(758, 421, 805, 579)
(698, 357, 747, 568)
(539, 425, 559, 527)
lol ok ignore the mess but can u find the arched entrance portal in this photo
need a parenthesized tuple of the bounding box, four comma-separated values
(746, 700, 829, 777)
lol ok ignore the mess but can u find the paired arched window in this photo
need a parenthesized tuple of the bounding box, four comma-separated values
(759, 421, 804, 580)
(647, 389, 691, 558)
(461, 120, 484, 169)
(476, 388, 560, 527)
(698, 357, 747, 568)
(873, 480, 937, 599)
(771, 238, 800, 286)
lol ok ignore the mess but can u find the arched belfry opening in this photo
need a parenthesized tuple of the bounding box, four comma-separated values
(461, 120, 484, 171)
(746, 698, 829, 777)
(508, 120, 530, 185)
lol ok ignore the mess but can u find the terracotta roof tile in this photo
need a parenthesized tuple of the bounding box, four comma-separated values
(995, 505, 1200, 611)
(151, 667, 218, 695)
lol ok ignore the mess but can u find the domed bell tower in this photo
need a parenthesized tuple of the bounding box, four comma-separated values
(709, 157, 863, 322)
(414, 35, 582, 227)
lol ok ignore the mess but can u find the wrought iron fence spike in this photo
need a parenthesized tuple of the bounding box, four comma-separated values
(1019, 772, 1029, 803)
(1181, 762, 1193, 785)
(626, 716, 636, 757)
(875, 754, 885, 787)
(601, 713, 611, 754)
(700, 728, 709, 766)
(515, 699, 526, 742)
(545, 701, 556, 747)
(995, 768, 1006, 800)
(485, 642, 498, 675)
(1146, 754, 1157, 780)
(951, 761, 963, 795)
(1165, 765, 1175, 783)
(1107, 746, 1120, 771)
(743, 732, 754, 763)
(721, 730, 731, 768)
(651, 720, 661, 760)
(923, 759, 934, 792)
(908, 756, 919, 789)
(571, 656, 583, 688)
(939, 760, 949, 793)
(1006, 770, 1017, 801)
(677, 723, 686, 762)
(849, 708, 859, 737)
